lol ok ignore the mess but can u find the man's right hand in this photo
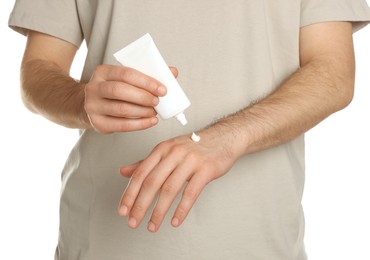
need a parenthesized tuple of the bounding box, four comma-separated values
(21, 30, 177, 133)
(84, 65, 175, 134)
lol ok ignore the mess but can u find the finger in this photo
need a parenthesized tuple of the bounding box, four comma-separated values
(147, 163, 192, 233)
(118, 152, 162, 217)
(126, 155, 182, 229)
(96, 65, 167, 97)
(98, 81, 160, 107)
(91, 115, 158, 134)
(96, 99, 157, 118)
(120, 161, 142, 177)
(171, 173, 208, 228)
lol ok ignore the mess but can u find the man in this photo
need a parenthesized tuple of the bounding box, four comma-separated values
(9, 0, 370, 259)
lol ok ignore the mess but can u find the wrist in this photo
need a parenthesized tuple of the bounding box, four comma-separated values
(78, 83, 93, 129)
(199, 119, 249, 162)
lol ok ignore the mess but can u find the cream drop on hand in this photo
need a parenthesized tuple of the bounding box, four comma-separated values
(113, 33, 191, 126)
(191, 132, 201, 142)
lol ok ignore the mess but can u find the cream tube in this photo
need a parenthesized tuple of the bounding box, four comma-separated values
(113, 33, 191, 126)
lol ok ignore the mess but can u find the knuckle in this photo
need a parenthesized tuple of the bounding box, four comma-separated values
(120, 67, 136, 82)
(151, 209, 165, 222)
(138, 91, 153, 104)
(183, 186, 199, 201)
(184, 151, 199, 164)
(117, 102, 128, 116)
(132, 203, 145, 214)
(145, 78, 160, 91)
(175, 205, 188, 219)
(130, 168, 146, 183)
(151, 142, 170, 155)
(115, 119, 138, 133)
(117, 121, 130, 132)
(121, 193, 135, 207)
(109, 83, 121, 98)
(136, 121, 152, 131)
(169, 144, 186, 157)
(161, 182, 176, 195)
(141, 176, 156, 190)
(198, 162, 212, 174)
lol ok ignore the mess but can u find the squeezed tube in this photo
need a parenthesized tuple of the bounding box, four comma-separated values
(114, 33, 191, 125)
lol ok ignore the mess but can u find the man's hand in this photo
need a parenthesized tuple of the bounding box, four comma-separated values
(21, 30, 179, 132)
(85, 65, 178, 134)
(118, 128, 240, 232)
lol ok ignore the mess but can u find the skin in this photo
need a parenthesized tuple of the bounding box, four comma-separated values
(21, 22, 355, 233)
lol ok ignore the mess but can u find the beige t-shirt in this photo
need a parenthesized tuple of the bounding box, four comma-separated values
(9, 1, 370, 259)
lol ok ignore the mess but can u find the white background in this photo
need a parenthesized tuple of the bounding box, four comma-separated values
(1, 1, 369, 259)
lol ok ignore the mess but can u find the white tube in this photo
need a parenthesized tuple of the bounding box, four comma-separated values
(113, 33, 191, 126)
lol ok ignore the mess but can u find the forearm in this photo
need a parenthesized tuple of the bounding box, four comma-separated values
(21, 58, 91, 129)
(203, 57, 354, 159)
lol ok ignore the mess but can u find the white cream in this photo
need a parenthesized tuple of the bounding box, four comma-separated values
(114, 33, 191, 126)
(191, 132, 201, 142)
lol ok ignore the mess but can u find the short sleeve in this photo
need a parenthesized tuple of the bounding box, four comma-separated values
(301, 0, 370, 32)
(8, 0, 83, 47)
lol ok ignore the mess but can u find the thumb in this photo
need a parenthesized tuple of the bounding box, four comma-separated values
(120, 161, 141, 177)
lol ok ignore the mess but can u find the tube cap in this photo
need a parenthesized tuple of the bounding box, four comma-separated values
(175, 112, 188, 126)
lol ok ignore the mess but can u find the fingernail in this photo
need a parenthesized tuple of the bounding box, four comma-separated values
(157, 85, 166, 96)
(128, 217, 137, 228)
(147, 221, 156, 233)
(171, 217, 180, 227)
(120, 205, 128, 216)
